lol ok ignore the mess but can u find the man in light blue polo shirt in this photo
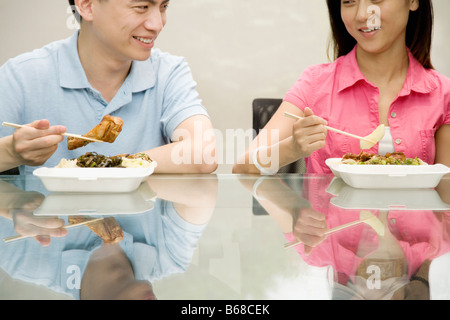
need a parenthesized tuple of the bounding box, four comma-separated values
(0, 0, 217, 175)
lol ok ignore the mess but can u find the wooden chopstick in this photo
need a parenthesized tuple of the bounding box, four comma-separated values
(284, 112, 376, 144)
(3, 217, 104, 243)
(2, 122, 104, 143)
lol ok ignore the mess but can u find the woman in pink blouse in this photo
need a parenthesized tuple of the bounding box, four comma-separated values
(234, 0, 450, 175)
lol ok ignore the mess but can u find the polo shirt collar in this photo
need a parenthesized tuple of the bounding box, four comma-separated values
(337, 45, 438, 95)
(58, 30, 91, 89)
(58, 30, 156, 92)
(128, 58, 156, 93)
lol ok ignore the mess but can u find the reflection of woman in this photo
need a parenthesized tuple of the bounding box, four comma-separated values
(241, 175, 450, 299)
(234, 0, 450, 175)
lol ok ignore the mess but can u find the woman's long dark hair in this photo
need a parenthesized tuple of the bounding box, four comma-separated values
(326, 0, 434, 69)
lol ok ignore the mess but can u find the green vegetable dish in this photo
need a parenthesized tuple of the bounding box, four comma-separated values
(341, 151, 424, 166)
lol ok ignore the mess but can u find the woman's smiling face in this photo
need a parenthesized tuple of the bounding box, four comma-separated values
(340, 0, 419, 54)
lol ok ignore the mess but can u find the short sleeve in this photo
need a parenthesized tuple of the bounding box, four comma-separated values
(0, 60, 25, 138)
(159, 57, 209, 140)
(148, 200, 207, 280)
(443, 76, 450, 125)
(283, 65, 318, 112)
(160, 200, 206, 268)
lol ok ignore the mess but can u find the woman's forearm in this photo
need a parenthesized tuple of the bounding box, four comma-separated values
(233, 136, 304, 174)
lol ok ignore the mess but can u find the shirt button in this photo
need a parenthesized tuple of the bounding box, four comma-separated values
(390, 219, 396, 225)
(391, 112, 397, 118)
(395, 139, 402, 145)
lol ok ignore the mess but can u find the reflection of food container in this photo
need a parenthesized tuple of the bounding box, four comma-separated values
(33, 166, 156, 193)
(34, 187, 155, 216)
(326, 158, 450, 189)
(327, 177, 450, 211)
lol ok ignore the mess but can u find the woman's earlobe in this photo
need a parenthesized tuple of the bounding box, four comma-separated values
(410, 0, 420, 12)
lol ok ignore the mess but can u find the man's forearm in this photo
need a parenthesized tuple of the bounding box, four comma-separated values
(144, 139, 217, 174)
(0, 136, 20, 172)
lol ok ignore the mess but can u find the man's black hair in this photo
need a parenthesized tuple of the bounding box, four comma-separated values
(68, 0, 81, 23)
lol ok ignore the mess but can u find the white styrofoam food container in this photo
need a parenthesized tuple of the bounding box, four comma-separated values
(33, 166, 155, 193)
(326, 158, 450, 189)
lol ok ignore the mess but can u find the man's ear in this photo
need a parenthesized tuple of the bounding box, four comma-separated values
(74, 0, 94, 22)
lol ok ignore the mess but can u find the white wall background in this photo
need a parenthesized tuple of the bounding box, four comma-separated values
(0, 1, 449, 300)
(0, 0, 449, 173)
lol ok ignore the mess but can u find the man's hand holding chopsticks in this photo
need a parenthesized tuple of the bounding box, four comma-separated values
(10, 119, 67, 167)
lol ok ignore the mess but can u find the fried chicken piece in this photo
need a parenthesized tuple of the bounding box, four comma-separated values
(68, 216, 124, 244)
(342, 153, 358, 160)
(385, 152, 407, 162)
(342, 151, 375, 162)
(67, 115, 124, 150)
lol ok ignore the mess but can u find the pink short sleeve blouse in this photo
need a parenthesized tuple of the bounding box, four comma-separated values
(284, 46, 450, 174)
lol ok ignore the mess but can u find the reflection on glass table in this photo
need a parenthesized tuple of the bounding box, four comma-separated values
(0, 175, 218, 300)
(240, 174, 450, 300)
(327, 177, 450, 211)
(33, 183, 156, 216)
(1, 173, 449, 300)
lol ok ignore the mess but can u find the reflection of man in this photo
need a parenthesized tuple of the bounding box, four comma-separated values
(0, 179, 66, 246)
(0, 176, 218, 299)
(0, 0, 217, 175)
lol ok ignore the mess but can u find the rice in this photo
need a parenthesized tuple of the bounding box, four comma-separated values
(121, 157, 154, 168)
(56, 159, 78, 168)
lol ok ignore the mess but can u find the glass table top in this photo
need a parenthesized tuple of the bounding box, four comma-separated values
(0, 173, 449, 301)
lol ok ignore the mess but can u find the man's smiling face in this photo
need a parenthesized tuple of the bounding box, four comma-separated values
(88, 0, 170, 62)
